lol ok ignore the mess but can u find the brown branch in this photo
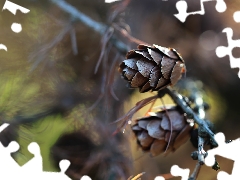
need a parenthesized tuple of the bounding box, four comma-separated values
(188, 163, 201, 180)
(50, 0, 129, 54)
(164, 88, 217, 147)
(112, 23, 149, 46)
(50, 0, 148, 55)
(197, 136, 206, 165)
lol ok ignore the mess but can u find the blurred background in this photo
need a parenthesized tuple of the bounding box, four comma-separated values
(0, 0, 240, 179)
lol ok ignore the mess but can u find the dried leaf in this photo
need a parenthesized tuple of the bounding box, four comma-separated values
(161, 56, 175, 79)
(131, 72, 148, 87)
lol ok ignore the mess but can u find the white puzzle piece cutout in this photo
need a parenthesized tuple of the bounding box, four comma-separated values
(154, 176, 165, 180)
(170, 165, 190, 180)
(233, 11, 240, 23)
(0, 141, 22, 179)
(154, 165, 190, 180)
(215, 28, 240, 78)
(1, 1, 30, 50)
(21, 142, 42, 173)
(2, 0, 30, 33)
(2, 0, 30, 15)
(0, 123, 10, 132)
(39, 160, 72, 180)
(0, 140, 92, 180)
(174, 0, 227, 22)
(205, 132, 240, 180)
(0, 124, 92, 180)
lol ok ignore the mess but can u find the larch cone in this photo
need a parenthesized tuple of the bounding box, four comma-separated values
(119, 44, 185, 93)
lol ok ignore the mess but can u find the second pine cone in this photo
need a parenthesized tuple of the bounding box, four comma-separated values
(132, 107, 192, 156)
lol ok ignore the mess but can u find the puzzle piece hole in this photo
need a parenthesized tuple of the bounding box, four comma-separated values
(233, 11, 240, 23)
(215, 155, 234, 175)
(0, 124, 17, 147)
(184, 0, 201, 12)
(232, 47, 240, 59)
(231, 68, 240, 75)
(154, 176, 165, 180)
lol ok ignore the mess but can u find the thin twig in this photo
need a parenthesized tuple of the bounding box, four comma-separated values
(159, 98, 173, 153)
(108, 0, 131, 23)
(112, 23, 148, 45)
(108, 53, 121, 101)
(112, 95, 158, 135)
(87, 47, 111, 111)
(50, 0, 106, 34)
(178, 80, 210, 180)
(50, 0, 129, 54)
(70, 28, 78, 55)
(94, 27, 114, 74)
(197, 136, 206, 165)
(29, 24, 72, 71)
(144, 98, 156, 116)
(188, 163, 201, 180)
(164, 88, 217, 147)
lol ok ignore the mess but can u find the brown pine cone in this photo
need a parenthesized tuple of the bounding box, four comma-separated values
(131, 107, 192, 156)
(119, 44, 185, 92)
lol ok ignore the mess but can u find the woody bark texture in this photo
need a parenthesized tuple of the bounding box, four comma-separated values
(131, 106, 193, 156)
(119, 44, 185, 93)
